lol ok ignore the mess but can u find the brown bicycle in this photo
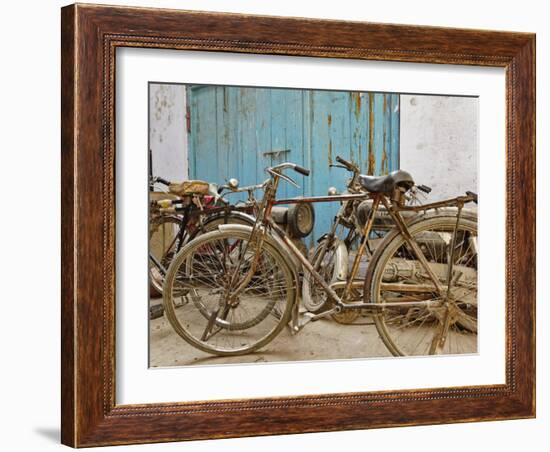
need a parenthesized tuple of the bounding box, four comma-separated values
(149, 176, 260, 295)
(163, 159, 478, 357)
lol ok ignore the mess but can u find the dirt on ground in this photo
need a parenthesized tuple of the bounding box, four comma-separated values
(149, 299, 392, 367)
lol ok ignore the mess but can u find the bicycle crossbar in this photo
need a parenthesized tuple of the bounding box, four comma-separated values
(273, 193, 369, 205)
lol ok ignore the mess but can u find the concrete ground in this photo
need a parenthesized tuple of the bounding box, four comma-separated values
(149, 298, 392, 367)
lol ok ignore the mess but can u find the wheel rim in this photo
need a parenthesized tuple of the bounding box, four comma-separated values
(149, 214, 254, 295)
(371, 217, 477, 356)
(302, 239, 339, 312)
(164, 230, 294, 355)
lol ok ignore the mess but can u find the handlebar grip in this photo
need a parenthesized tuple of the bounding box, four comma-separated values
(466, 191, 478, 204)
(156, 177, 171, 186)
(294, 165, 310, 176)
(417, 184, 432, 194)
(335, 155, 354, 169)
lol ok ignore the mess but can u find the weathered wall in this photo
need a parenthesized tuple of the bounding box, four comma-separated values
(148, 87, 479, 206)
(149, 83, 188, 182)
(399, 95, 478, 201)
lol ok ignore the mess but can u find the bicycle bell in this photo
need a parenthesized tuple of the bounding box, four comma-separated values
(227, 178, 240, 190)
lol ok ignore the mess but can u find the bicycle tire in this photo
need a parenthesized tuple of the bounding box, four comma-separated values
(365, 214, 478, 356)
(163, 228, 296, 356)
(301, 236, 339, 312)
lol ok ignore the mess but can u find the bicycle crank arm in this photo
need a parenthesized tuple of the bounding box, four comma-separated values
(293, 306, 341, 333)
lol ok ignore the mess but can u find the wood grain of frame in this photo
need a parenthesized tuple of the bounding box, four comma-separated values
(61, 3, 536, 447)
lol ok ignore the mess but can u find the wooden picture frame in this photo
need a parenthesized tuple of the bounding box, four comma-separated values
(61, 3, 535, 447)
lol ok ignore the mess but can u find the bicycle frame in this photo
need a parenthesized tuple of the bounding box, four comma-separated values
(237, 171, 476, 329)
(149, 196, 257, 277)
(159, 161, 478, 357)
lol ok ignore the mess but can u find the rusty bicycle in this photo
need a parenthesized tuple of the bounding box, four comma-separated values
(162, 160, 478, 357)
(303, 156, 477, 325)
(149, 176, 261, 295)
(150, 175, 314, 297)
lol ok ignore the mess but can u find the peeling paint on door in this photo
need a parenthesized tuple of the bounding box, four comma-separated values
(187, 85, 399, 243)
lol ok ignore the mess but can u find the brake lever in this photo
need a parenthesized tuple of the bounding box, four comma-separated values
(330, 164, 358, 173)
(280, 172, 300, 188)
(269, 169, 300, 188)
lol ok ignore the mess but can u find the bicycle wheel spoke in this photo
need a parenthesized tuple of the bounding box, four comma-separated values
(369, 215, 478, 356)
(163, 229, 294, 356)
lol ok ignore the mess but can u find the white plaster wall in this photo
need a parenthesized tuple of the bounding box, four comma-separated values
(149, 83, 188, 182)
(400, 95, 478, 202)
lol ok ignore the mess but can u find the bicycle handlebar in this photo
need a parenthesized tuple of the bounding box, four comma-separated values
(466, 191, 478, 204)
(335, 155, 358, 172)
(219, 182, 265, 198)
(268, 162, 310, 177)
(294, 165, 311, 176)
(417, 184, 432, 194)
(151, 176, 171, 187)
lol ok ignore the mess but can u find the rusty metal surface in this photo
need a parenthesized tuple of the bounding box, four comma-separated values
(273, 192, 370, 205)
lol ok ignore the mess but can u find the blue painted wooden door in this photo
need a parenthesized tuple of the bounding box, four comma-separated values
(187, 85, 399, 245)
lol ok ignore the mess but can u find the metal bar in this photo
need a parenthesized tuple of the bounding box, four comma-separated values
(263, 148, 291, 157)
(339, 300, 437, 310)
(396, 195, 475, 212)
(380, 283, 438, 293)
(330, 280, 437, 294)
(270, 219, 343, 305)
(381, 197, 445, 294)
(273, 193, 370, 205)
(344, 194, 380, 299)
(274, 193, 474, 208)
(227, 225, 267, 299)
(445, 203, 464, 299)
(149, 254, 167, 276)
(429, 307, 451, 355)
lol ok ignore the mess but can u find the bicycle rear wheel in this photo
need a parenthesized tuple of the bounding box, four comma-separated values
(365, 215, 477, 356)
(163, 228, 296, 356)
(301, 236, 340, 313)
(149, 215, 182, 295)
(302, 236, 361, 324)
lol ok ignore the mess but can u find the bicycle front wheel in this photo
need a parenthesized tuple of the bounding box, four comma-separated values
(365, 215, 478, 356)
(302, 236, 339, 313)
(163, 228, 296, 356)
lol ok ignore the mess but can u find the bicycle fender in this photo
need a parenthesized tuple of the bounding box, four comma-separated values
(202, 210, 256, 228)
(333, 239, 349, 281)
(405, 209, 478, 227)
